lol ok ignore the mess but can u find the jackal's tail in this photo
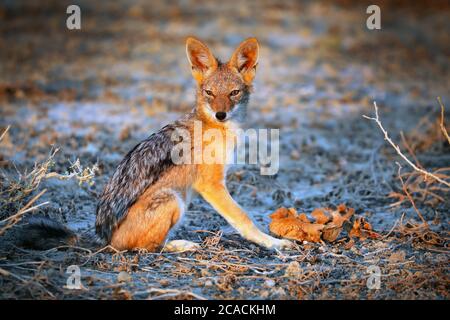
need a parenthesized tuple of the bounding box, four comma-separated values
(14, 216, 103, 250)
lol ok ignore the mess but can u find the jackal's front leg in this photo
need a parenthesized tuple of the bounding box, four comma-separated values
(195, 183, 293, 250)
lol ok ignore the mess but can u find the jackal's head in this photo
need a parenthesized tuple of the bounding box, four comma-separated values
(186, 37, 259, 124)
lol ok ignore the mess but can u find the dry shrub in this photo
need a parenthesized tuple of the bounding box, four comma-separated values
(0, 127, 99, 235)
(364, 99, 450, 248)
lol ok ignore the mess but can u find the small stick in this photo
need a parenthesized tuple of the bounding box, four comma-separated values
(396, 163, 428, 226)
(0, 189, 48, 236)
(0, 125, 10, 142)
(437, 97, 450, 145)
(137, 288, 207, 300)
(363, 102, 450, 188)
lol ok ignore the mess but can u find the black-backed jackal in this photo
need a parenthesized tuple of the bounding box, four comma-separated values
(18, 38, 293, 252)
(96, 37, 293, 252)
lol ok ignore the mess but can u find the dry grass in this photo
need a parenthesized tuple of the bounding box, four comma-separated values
(0, 128, 99, 236)
(1, 230, 447, 299)
(364, 100, 450, 251)
(363, 101, 450, 188)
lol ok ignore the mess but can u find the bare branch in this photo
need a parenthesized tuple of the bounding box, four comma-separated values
(0, 189, 47, 236)
(437, 97, 450, 145)
(363, 102, 450, 188)
(0, 125, 10, 142)
(396, 163, 427, 226)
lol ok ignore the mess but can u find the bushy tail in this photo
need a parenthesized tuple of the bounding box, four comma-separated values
(14, 217, 103, 250)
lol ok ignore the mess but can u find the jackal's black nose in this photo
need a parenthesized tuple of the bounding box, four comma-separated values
(215, 112, 227, 121)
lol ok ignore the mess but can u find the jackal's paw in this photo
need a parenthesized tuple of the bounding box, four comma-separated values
(163, 240, 200, 253)
(264, 238, 295, 251)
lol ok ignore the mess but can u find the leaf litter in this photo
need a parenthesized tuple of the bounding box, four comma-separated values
(270, 204, 380, 244)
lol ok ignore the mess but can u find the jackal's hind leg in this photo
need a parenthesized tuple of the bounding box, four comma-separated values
(110, 190, 183, 251)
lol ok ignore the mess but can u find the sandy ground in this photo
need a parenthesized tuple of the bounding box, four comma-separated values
(0, 0, 449, 299)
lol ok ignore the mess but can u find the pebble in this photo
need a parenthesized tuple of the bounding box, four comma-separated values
(204, 280, 213, 287)
(264, 279, 276, 287)
(117, 271, 132, 283)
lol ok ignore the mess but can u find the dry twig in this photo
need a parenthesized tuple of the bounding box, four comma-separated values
(0, 126, 10, 142)
(363, 102, 450, 188)
(437, 97, 450, 145)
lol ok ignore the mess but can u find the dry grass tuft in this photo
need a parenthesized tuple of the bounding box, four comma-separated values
(363, 101, 450, 188)
(0, 128, 99, 236)
(364, 100, 449, 250)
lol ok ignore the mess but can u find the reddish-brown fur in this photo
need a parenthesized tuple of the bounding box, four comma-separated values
(110, 164, 195, 250)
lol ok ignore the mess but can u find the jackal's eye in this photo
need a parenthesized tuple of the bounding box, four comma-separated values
(204, 89, 214, 96)
(230, 90, 240, 97)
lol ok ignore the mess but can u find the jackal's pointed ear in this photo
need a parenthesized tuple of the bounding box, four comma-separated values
(229, 38, 259, 84)
(186, 37, 218, 83)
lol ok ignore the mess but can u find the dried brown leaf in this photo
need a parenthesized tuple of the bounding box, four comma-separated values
(269, 207, 324, 242)
(269, 205, 379, 245)
(311, 208, 330, 224)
